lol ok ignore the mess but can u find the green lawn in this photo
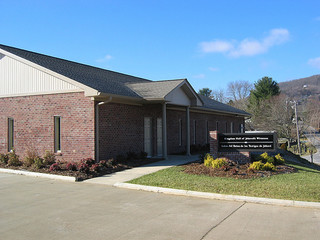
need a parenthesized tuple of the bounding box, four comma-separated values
(128, 161, 320, 202)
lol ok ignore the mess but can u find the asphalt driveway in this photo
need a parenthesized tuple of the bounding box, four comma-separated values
(1, 173, 320, 240)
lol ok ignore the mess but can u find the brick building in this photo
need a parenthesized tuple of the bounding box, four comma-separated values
(0, 44, 250, 162)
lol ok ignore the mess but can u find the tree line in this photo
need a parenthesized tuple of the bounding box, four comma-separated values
(198, 77, 316, 145)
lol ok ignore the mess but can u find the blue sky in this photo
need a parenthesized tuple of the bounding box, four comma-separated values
(1, 0, 320, 93)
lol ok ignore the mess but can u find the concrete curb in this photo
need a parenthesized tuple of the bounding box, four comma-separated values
(0, 168, 76, 182)
(114, 182, 320, 209)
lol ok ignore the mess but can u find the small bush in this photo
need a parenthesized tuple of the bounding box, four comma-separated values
(78, 162, 90, 173)
(106, 158, 116, 167)
(99, 160, 108, 168)
(204, 153, 214, 167)
(249, 161, 265, 171)
(259, 152, 274, 164)
(23, 149, 40, 167)
(43, 151, 56, 166)
(66, 162, 77, 171)
(33, 157, 44, 169)
(0, 153, 9, 164)
(7, 149, 21, 166)
(212, 158, 228, 169)
(90, 163, 100, 172)
(81, 158, 95, 166)
(262, 162, 276, 171)
(275, 153, 285, 165)
(49, 163, 60, 171)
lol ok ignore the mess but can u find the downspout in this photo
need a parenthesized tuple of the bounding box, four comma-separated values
(95, 96, 112, 162)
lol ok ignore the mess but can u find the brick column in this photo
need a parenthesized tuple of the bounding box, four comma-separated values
(209, 130, 219, 158)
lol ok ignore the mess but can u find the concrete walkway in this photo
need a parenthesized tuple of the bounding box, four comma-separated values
(84, 154, 199, 185)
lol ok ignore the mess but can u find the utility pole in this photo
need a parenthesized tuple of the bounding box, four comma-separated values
(294, 101, 301, 155)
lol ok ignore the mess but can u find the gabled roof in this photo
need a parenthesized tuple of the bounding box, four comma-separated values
(126, 79, 185, 99)
(0, 44, 250, 116)
(0, 44, 149, 98)
(197, 95, 250, 116)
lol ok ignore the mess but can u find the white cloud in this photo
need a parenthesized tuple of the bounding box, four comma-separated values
(208, 67, 219, 71)
(200, 28, 290, 58)
(193, 73, 205, 79)
(199, 40, 233, 53)
(308, 57, 320, 69)
(96, 54, 113, 62)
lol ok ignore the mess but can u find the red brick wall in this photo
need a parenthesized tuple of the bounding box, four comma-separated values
(98, 102, 162, 160)
(0, 92, 95, 161)
(167, 108, 245, 154)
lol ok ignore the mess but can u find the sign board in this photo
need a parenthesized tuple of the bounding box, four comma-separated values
(218, 132, 276, 152)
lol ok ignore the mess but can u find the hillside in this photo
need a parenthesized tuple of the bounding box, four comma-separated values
(279, 74, 320, 100)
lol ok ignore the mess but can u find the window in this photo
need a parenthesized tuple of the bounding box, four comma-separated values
(178, 119, 182, 146)
(225, 122, 228, 133)
(8, 118, 14, 152)
(193, 120, 196, 144)
(216, 121, 219, 131)
(54, 116, 61, 152)
(230, 122, 234, 133)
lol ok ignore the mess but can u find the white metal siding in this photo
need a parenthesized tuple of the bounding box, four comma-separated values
(0, 54, 81, 97)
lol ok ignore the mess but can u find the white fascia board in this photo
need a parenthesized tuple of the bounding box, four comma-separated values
(0, 48, 99, 97)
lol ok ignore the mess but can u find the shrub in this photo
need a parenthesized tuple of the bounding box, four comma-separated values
(66, 162, 77, 171)
(90, 163, 100, 172)
(81, 158, 95, 166)
(33, 157, 44, 169)
(99, 160, 108, 168)
(49, 163, 60, 171)
(106, 158, 116, 167)
(0, 153, 9, 164)
(204, 153, 214, 167)
(7, 149, 21, 166)
(23, 149, 39, 167)
(78, 162, 90, 173)
(212, 158, 228, 169)
(275, 153, 285, 165)
(43, 151, 56, 166)
(259, 152, 274, 164)
(249, 161, 264, 171)
(262, 162, 276, 171)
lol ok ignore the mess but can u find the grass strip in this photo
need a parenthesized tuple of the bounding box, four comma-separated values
(129, 161, 320, 202)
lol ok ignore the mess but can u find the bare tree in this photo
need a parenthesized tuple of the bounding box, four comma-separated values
(227, 80, 253, 101)
(211, 89, 227, 103)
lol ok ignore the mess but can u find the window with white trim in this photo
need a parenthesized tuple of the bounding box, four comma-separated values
(8, 118, 14, 152)
(54, 116, 61, 153)
(206, 120, 209, 144)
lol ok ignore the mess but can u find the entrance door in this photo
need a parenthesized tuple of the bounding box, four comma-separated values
(144, 117, 152, 156)
(157, 118, 163, 156)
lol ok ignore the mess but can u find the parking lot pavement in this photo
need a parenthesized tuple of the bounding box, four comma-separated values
(1, 173, 320, 240)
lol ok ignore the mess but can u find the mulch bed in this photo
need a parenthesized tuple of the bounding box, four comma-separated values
(183, 162, 296, 179)
(0, 158, 163, 181)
